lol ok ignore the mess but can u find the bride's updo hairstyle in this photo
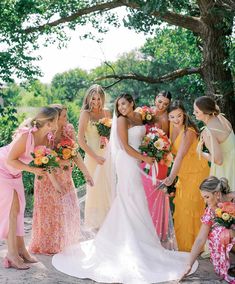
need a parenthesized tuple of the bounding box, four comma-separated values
(194, 96, 220, 116)
(199, 176, 230, 195)
(115, 93, 136, 117)
(82, 84, 106, 111)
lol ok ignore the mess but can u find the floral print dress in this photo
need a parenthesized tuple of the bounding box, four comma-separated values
(201, 207, 235, 283)
(29, 124, 81, 254)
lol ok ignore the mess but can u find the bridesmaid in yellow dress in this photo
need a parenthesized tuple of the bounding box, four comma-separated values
(164, 100, 209, 252)
(78, 84, 112, 230)
(194, 96, 235, 190)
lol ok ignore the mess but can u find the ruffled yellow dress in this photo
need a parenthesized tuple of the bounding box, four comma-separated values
(84, 120, 111, 230)
(170, 126, 209, 252)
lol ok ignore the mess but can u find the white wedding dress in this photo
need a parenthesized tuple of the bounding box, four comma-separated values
(52, 125, 198, 284)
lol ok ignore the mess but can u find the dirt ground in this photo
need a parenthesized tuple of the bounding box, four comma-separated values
(0, 217, 227, 284)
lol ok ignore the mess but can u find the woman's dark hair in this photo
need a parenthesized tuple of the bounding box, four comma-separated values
(200, 176, 230, 195)
(194, 96, 220, 116)
(155, 90, 172, 101)
(115, 93, 136, 117)
(168, 100, 198, 134)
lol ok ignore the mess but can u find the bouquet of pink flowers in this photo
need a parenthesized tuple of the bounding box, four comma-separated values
(135, 106, 155, 125)
(96, 117, 112, 149)
(31, 145, 59, 173)
(139, 127, 173, 174)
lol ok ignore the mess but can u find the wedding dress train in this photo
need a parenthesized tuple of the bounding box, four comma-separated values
(52, 125, 197, 283)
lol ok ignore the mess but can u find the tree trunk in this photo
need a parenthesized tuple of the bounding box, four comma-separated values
(200, 14, 235, 129)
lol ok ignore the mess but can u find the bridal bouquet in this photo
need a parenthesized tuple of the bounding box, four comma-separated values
(96, 117, 112, 149)
(139, 127, 173, 175)
(30, 145, 60, 179)
(214, 202, 235, 245)
(136, 106, 155, 125)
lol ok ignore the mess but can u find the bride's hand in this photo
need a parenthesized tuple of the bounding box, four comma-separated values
(143, 156, 155, 165)
(95, 155, 105, 165)
(178, 264, 192, 282)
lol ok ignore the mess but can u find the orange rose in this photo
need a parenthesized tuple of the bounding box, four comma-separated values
(34, 157, 43, 165)
(62, 148, 72, 159)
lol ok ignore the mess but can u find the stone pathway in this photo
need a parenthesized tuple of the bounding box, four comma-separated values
(0, 218, 226, 284)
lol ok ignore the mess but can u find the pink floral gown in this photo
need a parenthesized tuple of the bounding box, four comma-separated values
(201, 207, 235, 283)
(29, 124, 81, 254)
(0, 128, 35, 239)
(141, 124, 176, 249)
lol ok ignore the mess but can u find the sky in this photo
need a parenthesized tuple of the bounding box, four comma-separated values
(36, 25, 148, 84)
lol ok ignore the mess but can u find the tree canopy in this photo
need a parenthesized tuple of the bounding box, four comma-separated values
(0, 0, 234, 124)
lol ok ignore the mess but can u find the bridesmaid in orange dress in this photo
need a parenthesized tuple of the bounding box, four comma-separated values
(142, 91, 175, 248)
(0, 107, 58, 269)
(29, 105, 93, 255)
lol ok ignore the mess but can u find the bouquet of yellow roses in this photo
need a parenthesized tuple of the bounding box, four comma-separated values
(96, 117, 112, 149)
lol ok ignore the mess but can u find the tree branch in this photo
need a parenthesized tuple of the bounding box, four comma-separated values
(96, 67, 202, 85)
(23, 0, 125, 34)
(125, 2, 203, 34)
(23, 0, 204, 35)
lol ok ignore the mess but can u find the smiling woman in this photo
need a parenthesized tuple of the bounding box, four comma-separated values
(164, 100, 210, 252)
(77, 84, 112, 231)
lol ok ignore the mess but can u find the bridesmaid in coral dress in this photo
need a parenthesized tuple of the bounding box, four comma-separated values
(29, 104, 93, 255)
(78, 84, 111, 231)
(164, 100, 210, 252)
(0, 107, 58, 269)
(141, 91, 175, 248)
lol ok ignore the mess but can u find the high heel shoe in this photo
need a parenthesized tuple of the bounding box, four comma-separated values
(19, 253, 38, 263)
(2, 257, 30, 270)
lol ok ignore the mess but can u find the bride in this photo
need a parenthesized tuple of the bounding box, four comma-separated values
(52, 93, 198, 283)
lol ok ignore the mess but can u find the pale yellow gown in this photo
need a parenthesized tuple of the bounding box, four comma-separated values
(209, 131, 235, 191)
(171, 126, 210, 252)
(84, 120, 111, 230)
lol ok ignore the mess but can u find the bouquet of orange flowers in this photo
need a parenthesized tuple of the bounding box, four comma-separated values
(56, 138, 78, 160)
(139, 127, 173, 174)
(96, 117, 112, 149)
(214, 202, 235, 229)
(30, 145, 60, 179)
(136, 106, 155, 125)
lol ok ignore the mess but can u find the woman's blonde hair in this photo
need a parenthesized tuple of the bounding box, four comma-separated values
(17, 107, 58, 131)
(82, 84, 105, 111)
(50, 104, 67, 116)
(199, 176, 230, 195)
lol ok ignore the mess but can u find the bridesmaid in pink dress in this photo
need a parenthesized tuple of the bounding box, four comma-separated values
(0, 107, 58, 269)
(29, 104, 93, 255)
(141, 91, 176, 249)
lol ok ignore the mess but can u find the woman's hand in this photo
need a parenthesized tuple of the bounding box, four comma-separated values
(94, 155, 105, 165)
(163, 175, 174, 186)
(30, 167, 46, 176)
(85, 175, 94, 187)
(178, 264, 192, 282)
(142, 156, 155, 165)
